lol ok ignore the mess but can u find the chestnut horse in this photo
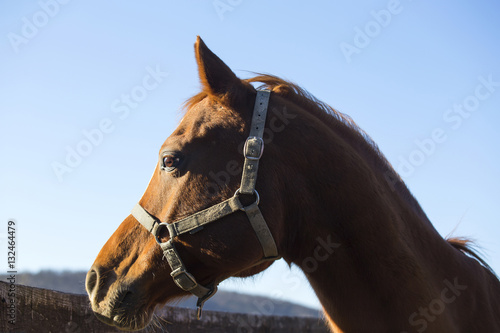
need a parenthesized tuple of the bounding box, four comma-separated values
(86, 37, 500, 332)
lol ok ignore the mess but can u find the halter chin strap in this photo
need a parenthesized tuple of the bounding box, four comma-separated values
(131, 90, 280, 319)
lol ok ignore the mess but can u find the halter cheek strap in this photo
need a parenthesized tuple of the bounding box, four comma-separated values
(131, 90, 280, 319)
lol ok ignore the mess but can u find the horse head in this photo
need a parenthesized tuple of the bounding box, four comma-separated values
(86, 37, 288, 330)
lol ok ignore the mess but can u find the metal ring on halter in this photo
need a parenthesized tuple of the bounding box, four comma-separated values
(234, 188, 260, 206)
(153, 222, 170, 244)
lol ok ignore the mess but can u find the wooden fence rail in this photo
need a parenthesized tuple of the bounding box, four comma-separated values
(0, 281, 329, 332)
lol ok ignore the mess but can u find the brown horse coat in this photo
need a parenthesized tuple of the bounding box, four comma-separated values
(86, 37, 500, 332)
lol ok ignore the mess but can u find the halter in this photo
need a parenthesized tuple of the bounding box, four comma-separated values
(131, 90, 280, 319)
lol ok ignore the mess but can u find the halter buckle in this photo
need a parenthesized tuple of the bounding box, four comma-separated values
(170, 267, 198, 291)
(244, 136, 264, 161)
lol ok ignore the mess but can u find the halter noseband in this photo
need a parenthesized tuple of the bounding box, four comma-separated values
(131, 90, 280, 318)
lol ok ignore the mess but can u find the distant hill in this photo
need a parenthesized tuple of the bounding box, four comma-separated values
(1, 270, 321, 318)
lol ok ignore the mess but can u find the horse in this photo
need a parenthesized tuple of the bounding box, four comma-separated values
(86, 36, 500, 332)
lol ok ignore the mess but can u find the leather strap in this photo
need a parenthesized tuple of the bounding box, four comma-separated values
(131, 203, 159, 233)
(160, 240, 213, 298)
(243, 202, 279, 259)
(240, 90, 270, 195)
(131, 203, 217, 317)
(130, 90, 279, 319)
(163, 196, 243, 238)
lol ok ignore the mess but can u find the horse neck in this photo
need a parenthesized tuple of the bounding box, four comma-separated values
(273, 102, 495, 330)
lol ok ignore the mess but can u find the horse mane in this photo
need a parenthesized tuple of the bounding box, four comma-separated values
(185, 73, 398, 186)
(447, 237, 499, 278)
(186, 73, 380, 153)
(246, 74, 378, 152)
(185, 73, 496, 277)
(246, 74, 413, 206)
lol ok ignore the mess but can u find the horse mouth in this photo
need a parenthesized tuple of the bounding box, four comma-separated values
(93, 312, 152, 332)
(92, 290, 156, 331)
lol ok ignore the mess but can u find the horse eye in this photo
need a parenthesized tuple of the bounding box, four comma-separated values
(162, 154, 180, 172)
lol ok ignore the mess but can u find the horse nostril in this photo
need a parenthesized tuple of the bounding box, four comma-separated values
(85, 267, 99, 296)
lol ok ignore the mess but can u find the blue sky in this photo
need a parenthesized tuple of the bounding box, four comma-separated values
(1, 1, 499, 311)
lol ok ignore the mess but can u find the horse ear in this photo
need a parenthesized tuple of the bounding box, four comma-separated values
(194, 36, 251, 104)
